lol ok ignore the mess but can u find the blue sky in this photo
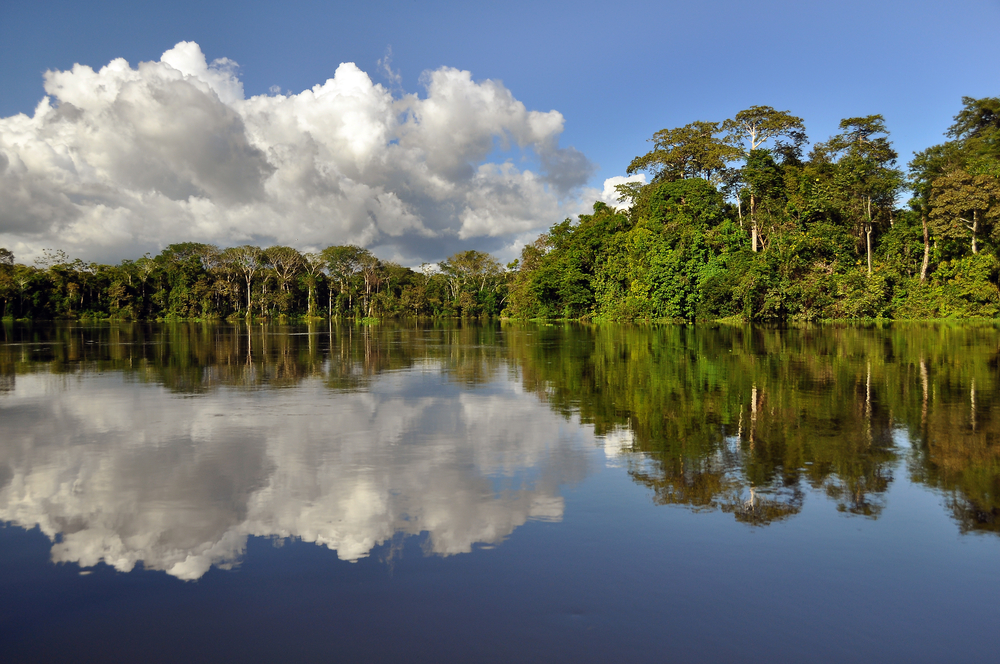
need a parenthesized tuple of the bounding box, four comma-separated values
(1, 0, 998, 263)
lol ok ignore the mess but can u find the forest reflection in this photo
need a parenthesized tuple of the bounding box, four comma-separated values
(506, 323, 999, 532)
(1, 320, 998, 537)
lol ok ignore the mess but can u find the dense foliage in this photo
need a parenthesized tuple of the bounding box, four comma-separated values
(508, 97, 1000, 321)
(0, 245, 508, 321)
(2, 95, 998, 321)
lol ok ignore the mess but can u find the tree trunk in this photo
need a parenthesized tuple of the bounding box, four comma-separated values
(972, 210, 978, 255)
(920, 212, 930, 283)
(866, 225, 873, 277)
(750, 194, 758, 252)
(865, 197, 874, 277)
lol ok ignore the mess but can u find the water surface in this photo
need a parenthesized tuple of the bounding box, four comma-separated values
(1, 321, 998, 662)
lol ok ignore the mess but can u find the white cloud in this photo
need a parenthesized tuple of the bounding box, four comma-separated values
(0, 42, 597, 265)
(594, 174, 646, 209)
(0, 366, 595, 579)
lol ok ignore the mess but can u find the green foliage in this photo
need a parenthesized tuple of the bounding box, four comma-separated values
(626, 121, 741, 184)
(509, 96, 1000, 321)
(5, 241, 510, 321)
(8, 96, 1000, 323)
(506, 202, 631, 319)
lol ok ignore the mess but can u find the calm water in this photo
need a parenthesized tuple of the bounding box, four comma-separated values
(1, 321, 998, 663)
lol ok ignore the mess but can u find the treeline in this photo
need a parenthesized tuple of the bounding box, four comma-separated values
(2, 95, 998, 321)
(508, 96, 1000, 320)
(0, 245, 508, 320)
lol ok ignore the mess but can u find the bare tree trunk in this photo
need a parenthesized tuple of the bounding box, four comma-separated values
(866, 225, 873, 277)
(865, 197, 873, 277)
(920, 212, 930, 283)
(972, 210, 978, 255)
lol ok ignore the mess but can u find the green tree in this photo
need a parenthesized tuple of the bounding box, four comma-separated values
(826, 115, 904, 276)
(264, 246, 304, 313)
(626, 121, 741, 185)
(439, 250, 504, 316)
(321, 245, 369, 316)
(0, 248, 13, 317)
(722, 106, 807, 251)
(222, 245, 263, 317)
(930, 168, 1000, 255)
(301, 253, 325, 317)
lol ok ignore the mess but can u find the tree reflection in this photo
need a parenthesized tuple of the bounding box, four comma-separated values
(1, 320, 998, 536)
(505, 322, 999, 530)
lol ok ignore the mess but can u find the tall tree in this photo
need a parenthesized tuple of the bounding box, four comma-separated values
(264, 246, 304, 312)
(626, 121, 741, 185)
(222, 245, 263, 316)
(723, 106, 806, 251)
(947, 95, 1000, 159)
(930, 169, 1000, 255)
(439, 250, 504, 316)
(0, 248, 12, 318)
(358, 251, 382, 317)
(827, 115, 903, 276)
(321, 245, 369, 316)
(301, 253, 325, 317)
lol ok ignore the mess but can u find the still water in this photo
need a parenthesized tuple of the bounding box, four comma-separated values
(1, 321, 998, 662)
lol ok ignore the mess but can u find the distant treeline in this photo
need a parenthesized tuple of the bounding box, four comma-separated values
(2, 95, 999, 321)
(0, 245, 508, 321)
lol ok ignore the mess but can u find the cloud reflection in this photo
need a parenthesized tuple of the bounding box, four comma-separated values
(0, 367, 591, 580)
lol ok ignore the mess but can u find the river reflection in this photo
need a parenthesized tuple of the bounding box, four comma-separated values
(0, 324, 596, 580)
(1, 321, 999, 583)
(508, 323, 1000, 531)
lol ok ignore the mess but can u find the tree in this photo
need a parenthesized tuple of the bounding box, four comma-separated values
(439, 250, 504, 316)
(930, 169, 1000, 255)
(301, 253, 325, 317)
(827, 116, 903, 276)
(264, 246, 303, 313)
(947, 95, 1000, 154)
(321, 245, 368, 316)
(723, 106, 806, 251)
(910, 97, 1000, 282)
(222, 245, 263, 316)
(357, 251, 382, 317)
(626, 121, 741, 185)
(0, 248, 13, 317)
(908, 144, 960, 283)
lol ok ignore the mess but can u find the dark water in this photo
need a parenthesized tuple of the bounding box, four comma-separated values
(1, 321, 998, 663)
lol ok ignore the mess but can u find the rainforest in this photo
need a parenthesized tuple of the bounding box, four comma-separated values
(2, 96, 998, 322)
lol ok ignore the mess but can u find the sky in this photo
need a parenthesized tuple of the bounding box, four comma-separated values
(1, 0, 998, 266)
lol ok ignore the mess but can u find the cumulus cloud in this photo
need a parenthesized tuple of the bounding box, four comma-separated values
(0, 42, 598, 265)
(594, 174, 646, 209)
(0, 366, 594, 580)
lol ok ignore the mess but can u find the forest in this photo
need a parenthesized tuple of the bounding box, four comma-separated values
(1, 94, 998, 322)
